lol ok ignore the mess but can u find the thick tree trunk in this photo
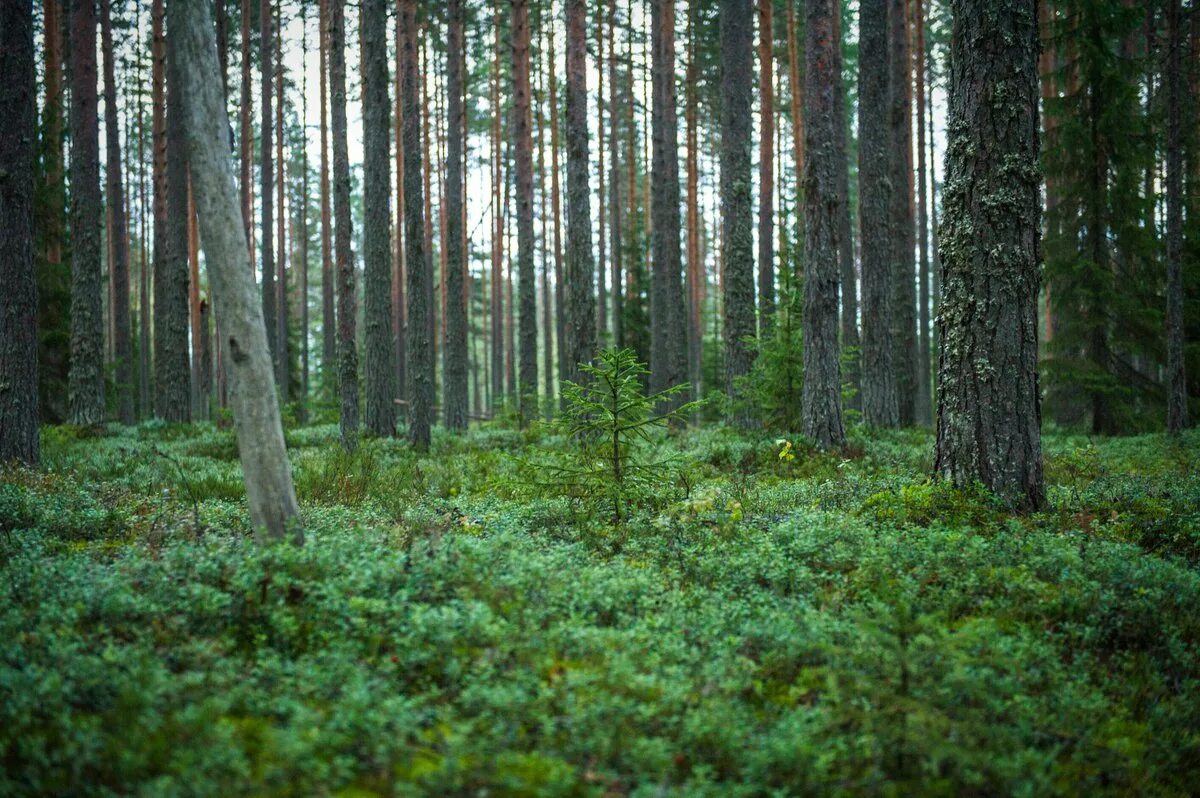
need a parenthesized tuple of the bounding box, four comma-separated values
(0, 0, 39, 464)
(888, 0, 917, 426)
(914, 0, 931, 425)
(512, 0, 538, 423)
(757, 0, 774, 332)
(172, 0, 301, 544)
(100, 0, 133, 424)
(330, 0, 359, 449)
(858, 0, 898, 427)
(260, 0, 277, 375)
(801, 0, 846, 449)
(563, 0, 597, 386)
(68, 0, 105, 426)
(935, 0, 1044, 512)
(720, 0, 755, 425)
(445, 0, 469, 430)
(401, 0, 432, 450)
(1166, 0, 1188, 435)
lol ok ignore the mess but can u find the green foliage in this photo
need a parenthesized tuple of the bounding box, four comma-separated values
(735, 280, 805, 431)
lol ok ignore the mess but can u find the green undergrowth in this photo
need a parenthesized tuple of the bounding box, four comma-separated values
(2, 422, 1198, 796)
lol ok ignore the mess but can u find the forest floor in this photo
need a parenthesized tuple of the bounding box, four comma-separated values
(2, 419, 1199, 795)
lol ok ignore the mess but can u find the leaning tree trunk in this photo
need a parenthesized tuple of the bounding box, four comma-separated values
(563, 0, 596, 386)
(719, 0, 755, 426)
(888, 0, 917, 426)
(1165, 0, 1188, 435)
(801, 0, 846, 450)
(858, 0, 899, 427)
(361, 0, 395, 437)
(444, 0, 469, 430)
(512, 0, 538, 423)
(100, 0, 132, 424)
(68, 0, 105, 426)
(172, 0, 301, 543)
(935, 0, 1044, 512)
(0, 0, 39, 464)
(401, 0, 432, 451)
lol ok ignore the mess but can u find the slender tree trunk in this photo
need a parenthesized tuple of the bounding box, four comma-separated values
(787, 3, 805, 258)
(330, 0, 358, 448)
(608, 0, 623, 352)
(173, 0, 301, 543)
(136, 32, 151, 419)
(491, 10, 505, 408)
(935, 0, 1044, 512)
(802, 0, 846, 449)
(832, 4, 859, 410)
(100, 0, 133, 424)
(563, 0, 597, 385)
(914, 0, 931, 425)
(757, 0, 775, 332)
(537, 10, 555, 411)
(0, 0, 38, 463)
(401, 0, 432, 450)
(274, 4, 288, 397)
(596, 0, 608, 344)
(889, 0, 917, 425)
(189, 180, 205, 418)
(1166, 0, 1188, 435)
(512, 0, 538, 423)
(685, 0, 701, 401)
(241, 0, 253, 263)
(259, 0, 278, 375)
(720, 0, 755, 424)
(298, 0, 309, 421)
(445, 0, 469, 430)
(68, 0, 105, 425)
(421, 37, 436, 382)
(549, 8, 565, 386)
(859, 0, 898, 427)
(319, 0, 336, 387)
(393, 1, 407, 406)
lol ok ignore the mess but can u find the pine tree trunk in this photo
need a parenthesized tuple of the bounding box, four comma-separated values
(0, 0, 39, 464)
(512, 0, 538, 423)
(188, 180, 205, 418)
(596, 1, 608, 344)
(274, 8, 288, 398)
(401, 0, 432, 450)
(298, 1, 309, 421)
(832, 4, 859, 410)
(319, 0, 336, 387)
(260, 0, 277, 375)
(240, 0, 253, 262)
(757, 0, 774, 333)
(685, 1, 701, 401)
(1166, 0, 1188, 435)
(549, 11, 565, 387)
(801, 0, 846, 449)
(393, 3, 407, 406)
(330, 0, 359, 449)
(136, 40, 151, 419)
(491, 13, 504, 409)
(444, 0, 469, 430)
(888, 0, 917, 425)
(935, 0, 1044, 512)
(858, 0, 899, 427)
(563, 0, 596, 386)
(608, 0, 623, 353)
(720, 0, 755, 425)
(914, 0, 931, 425)
(172, 0, 301, 543)
(787, 3, 805, 258)
(68, 0, 105, 426)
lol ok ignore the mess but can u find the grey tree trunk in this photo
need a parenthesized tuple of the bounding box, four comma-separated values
(156, 2, 192, 422)
(832, 5, 859, 411)
(935, 0, 1044, 512)
(260, 0, 277, 373)
(401, 0, 432, 451)
(888, 0, 916, 425)
(319, 0, 335, 387)
(68, 0, 105, 426)
(100, 0, 132, 425)
(801, 0, 846, 450)
(1166, 0, 1188, 435)
(172, 0, 301, 543)
(330, 0, 359, 450)
(444, 0, 469, 430)
(650, 0, 687, 398)
(512, 0, 538, 423)
(563, 0, 596, 387)
(361, 0, 395, 437)
(0, 0, 39, 464)
(719, 0, 755, 425)
(858, 0, 898, 427)
(914, 0, 932, 426)
(757, 0, 774, 334)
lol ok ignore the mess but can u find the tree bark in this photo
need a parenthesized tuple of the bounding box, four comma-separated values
(720, 0, 755, 425)
(914, 0, 931, 425)
(549, 9, 565, 387)
(491, 10, 505, 409)
(445, 0, 469, 430)
(685, 0, 700, 401)
(608, 0, 623, 353)
(393, 0, 407, 406)
(260, 0, 277, 375)
(888, 0, 917, 425)
(401, 0, 432, 450)
(274, 4, 288, 398)
(596, 1, 608, 345)
(563, 0, 597, 386)
(330, 0, 359, 448)
(935, 0, 1044, 512)
(757, 0, 774, 333)
(512, 0, 538, 423)
(172, 0, 301, 543)
(858, 0, 898, 427)
(832, 4, 859, 410)
(801, 0, 846, 449)
(0, 0, 39, 464)
(240, 0, 253, 263)
(1166, 0, 1188, 435)
(319, 0, 335, 387)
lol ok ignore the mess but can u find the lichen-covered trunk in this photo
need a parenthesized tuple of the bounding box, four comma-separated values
(858, 0, 899, 427)
(935, 0, 1044, 512)
(512, 0, 538, 423)
(329, 0, 359, 449)
(444, 0, 469, 430)
(563, 0, 596, 386)
(0, 0, 39, 464)
(100, 0, 132, 425)
(719, 0, 755, 426)
(401, 0, 432, 451)
(172, 0, 301, 544)
(888, 0, 917, 426)
(68, 0, 105, 426)
(801, 0, 846, 450)
(1165, 0, 1188, 435)
(757, 0, 775, 334)
(649, 0, 687, 400)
